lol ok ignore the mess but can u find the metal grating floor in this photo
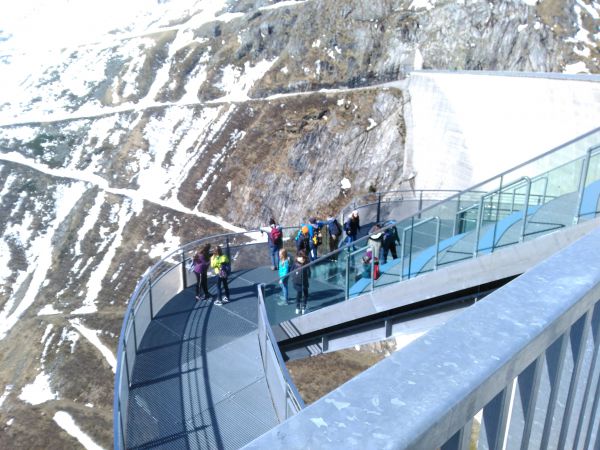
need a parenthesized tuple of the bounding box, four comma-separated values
(127, 267, 279, 449)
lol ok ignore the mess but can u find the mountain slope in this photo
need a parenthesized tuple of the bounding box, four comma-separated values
(0, 0, 599, 448)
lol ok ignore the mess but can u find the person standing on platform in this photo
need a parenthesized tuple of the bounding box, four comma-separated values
(211, 246, 230, 306)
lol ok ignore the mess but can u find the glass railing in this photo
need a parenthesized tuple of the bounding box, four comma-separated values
(260, 127, 600, 326)
(113, 228, 298, 449)
(339, 189, 464, 226)
(116, 127, 600, 447)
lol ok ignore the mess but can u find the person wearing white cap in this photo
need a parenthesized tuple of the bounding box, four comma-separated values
(344, 210, 361, 247)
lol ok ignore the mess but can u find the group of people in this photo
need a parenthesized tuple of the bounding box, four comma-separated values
(191, 244, 231, 306)
(265, 215, 349, 315)
(265, 210, 399, 314)
(191, 210, 399, 313)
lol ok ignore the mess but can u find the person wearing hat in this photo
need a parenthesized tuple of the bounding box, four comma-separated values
(368, 224, 384, 277)
(295, 225, 311, 254)
(344, 210, 361, 247)
(307, 216, 325, 261)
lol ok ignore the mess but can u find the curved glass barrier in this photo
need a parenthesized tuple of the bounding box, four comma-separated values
(115, 128, 600, 448)
(260, 128, 600, 325)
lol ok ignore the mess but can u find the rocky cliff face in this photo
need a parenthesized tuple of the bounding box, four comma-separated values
(0, 0, 598, 447)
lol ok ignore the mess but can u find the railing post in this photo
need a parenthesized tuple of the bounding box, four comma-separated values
(574, 147, 593, 224)
(433, 217, 441, 270)
(519, 177, 532, 242)
(370, 247, 375, 292)
(407, 220, 414, 278)
(131, 317, 138, 354)
(400, 228, 406, 281)
(119, 401, 126, 449)
(181, 250, 187, 288)
(123, 340, 131, 387)
(418, 190, 423, 219)
(148, 276, 154, 320)
(376, 193, 382, 223)
(473, 196, 485, 257)
(225, 236, 231, 263)
(453, 193, 461, 235)
(345, 255, 350, 301)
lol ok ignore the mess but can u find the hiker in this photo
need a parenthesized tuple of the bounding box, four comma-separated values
(193, 243, 211, 301)
(267, 217, 283, 270)
(278, 248, 291, 305)
(368, 224, 384, 262)
(295, 225, 312, 255)
(291, 250, 310, 315)
(344, 210, 360, 246)
(307, 217, 324, 261)
(382, 221, 400, 262)
(326, 215, 343, 256)
(210, 245, 230, 305)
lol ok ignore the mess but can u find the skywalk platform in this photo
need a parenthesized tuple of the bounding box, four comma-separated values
(126, 266, 279, 449)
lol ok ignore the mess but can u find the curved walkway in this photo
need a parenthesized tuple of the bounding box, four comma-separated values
(126, 266, 278, 449)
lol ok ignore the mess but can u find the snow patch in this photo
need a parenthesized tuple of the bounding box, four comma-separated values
(70, 319, 116, 372)
(19, 372, 58, 405)
(366, 118, 377, 131)
(53, 411, 104, 450)
(6, 418, 14, 426)
(72, 199, 135, 315)
(310, 417, 328, 428)
(340, 178, 351, 190)
(148, 227, 181, 259)
(521, 0, 537, 5)
(259, 0, 309, 11)
(0, 182, 88, 340)
(213, 59, 277, 102)
(59, 327, 80, 354)
(0, 385, 13, 408)
(74, 191, 106, 258)
(38, 304, 62, 316)
(409, 0, 436, 10)
(413, 48, 423, 70)
(564, 61, 589, 74)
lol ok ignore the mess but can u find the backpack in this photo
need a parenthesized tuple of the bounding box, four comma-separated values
(219, 262, 231, 278)
(270, 226, 283, 246)
(312, 229, 323, 246)
(296, 233, 310, 252)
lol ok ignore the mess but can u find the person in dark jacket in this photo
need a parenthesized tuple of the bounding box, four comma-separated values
(307, 217, 324, 261)
(291, 250, 310, 315)
(326, 216, 343, 256)
(382, 222, 400, 262)
(344, 210, 360, 247)
(193, 244, 211, 301)
(295, 225, 311, 255)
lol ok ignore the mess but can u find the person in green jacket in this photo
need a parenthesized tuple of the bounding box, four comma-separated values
(210, 246, 230, 305)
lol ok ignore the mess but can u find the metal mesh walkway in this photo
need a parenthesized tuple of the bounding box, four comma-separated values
(126, 267, 279, 449)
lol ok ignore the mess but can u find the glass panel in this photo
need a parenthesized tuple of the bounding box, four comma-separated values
(579, 146, 600, 221)
(262, 244, 351, 324)
(260, 128, 600, 326)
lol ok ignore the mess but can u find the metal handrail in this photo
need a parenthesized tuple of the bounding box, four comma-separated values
(257, 284, 305, 419)
(400, 216, 441, 279)
(575, 144, 600, 224)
